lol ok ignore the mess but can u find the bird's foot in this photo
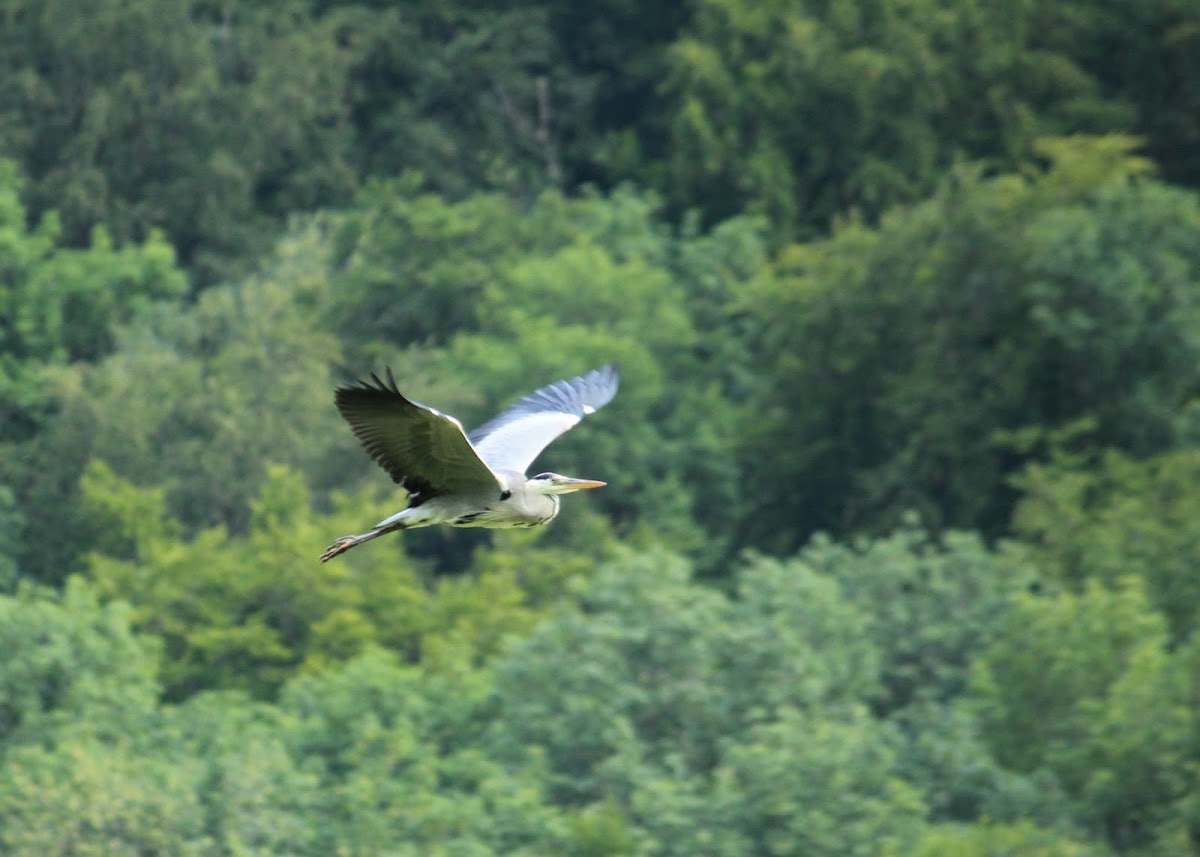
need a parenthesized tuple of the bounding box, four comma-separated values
(319, 535, 358, 563)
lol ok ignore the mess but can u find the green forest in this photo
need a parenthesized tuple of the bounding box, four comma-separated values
(3, 0, 1200, 853)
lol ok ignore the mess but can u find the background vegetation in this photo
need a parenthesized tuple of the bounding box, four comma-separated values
(3, 0, 1200, 853)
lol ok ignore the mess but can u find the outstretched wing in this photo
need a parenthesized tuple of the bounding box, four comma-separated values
(468, 364, 619, 474)
(335, 368, 502, 500)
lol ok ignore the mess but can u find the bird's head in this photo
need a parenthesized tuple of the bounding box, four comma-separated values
(526, 472, 607, 495)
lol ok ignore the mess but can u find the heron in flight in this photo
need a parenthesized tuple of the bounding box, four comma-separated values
(320, 364, 618, 561)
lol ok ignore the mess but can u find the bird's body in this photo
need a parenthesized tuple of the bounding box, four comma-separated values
(321, 364, 617, 561)
(373, 470, 560, 531)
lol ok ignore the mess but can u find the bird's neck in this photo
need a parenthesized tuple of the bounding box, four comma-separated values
(507, 475, 560, 522)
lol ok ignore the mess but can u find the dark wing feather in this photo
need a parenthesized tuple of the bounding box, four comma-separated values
(335, 368, 502, 498)
(468, 364, 619, 474)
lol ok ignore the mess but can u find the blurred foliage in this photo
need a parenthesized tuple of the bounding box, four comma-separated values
(1014, 447, 1200, 643)
(970, 578, 1200, 853)
(3, 523, 1198, 853)
(3, 0, 1200, 852)
(82, 462, 595, 700)
(0, 577, 159, 748)
(0, 159, 188, 582)
(3, 0, 1197, 280)
(739, 136, 1200, 552)
(0, 485, 21, 592)
(0, 0, 358, 284)
(655, 0, 1101, 234)
(799, 522, 1029, 715)
(907, 820, 1110, 857)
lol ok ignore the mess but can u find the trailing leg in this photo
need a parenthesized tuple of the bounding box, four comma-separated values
(319, 524, 401, 562)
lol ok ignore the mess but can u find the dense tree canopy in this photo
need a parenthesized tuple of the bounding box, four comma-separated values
(739, 137, 1200, 550)
(3, 0, 1200, 853)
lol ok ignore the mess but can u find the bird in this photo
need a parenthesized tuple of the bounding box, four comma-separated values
(320, 364, 619, 561)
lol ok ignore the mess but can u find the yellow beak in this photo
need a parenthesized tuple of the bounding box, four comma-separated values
(564, 478, 606, 490)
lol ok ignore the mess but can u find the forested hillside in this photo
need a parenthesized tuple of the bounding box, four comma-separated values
(2, 0, 1200, 854)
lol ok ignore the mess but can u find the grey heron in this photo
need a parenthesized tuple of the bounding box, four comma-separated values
(320, 364, 619, 561)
